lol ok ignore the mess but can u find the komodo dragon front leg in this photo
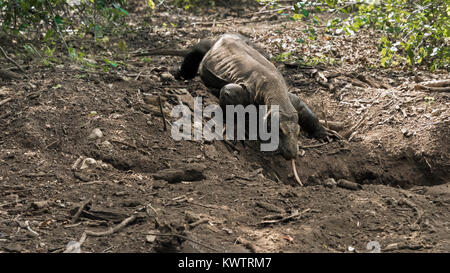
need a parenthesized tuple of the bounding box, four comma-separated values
(219, 83, 251, 109)
(287, 93, 327, 140)
(218, 83, 251, 143)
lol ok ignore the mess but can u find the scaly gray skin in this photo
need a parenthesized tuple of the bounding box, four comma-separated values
(196, 34, 325, 159)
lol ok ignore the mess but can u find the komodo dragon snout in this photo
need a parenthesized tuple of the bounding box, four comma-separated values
(277, 112, 300, 160)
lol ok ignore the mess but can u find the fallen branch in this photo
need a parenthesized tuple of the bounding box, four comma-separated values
(324, 127, 344, 140)
(298, 142, 328, 149)
(414, 79, 450, 92)
(417, 79, 450, 87)
(0, 46, 30, 79)
(133, 48, 188, 57)
(252, 6, 291, 15)
(399, 198, 423, 225)
(0, 69, 21, 80)
(319, 120, 345, 131)
(71, 156, 84, 171)
(188, 218, 209, 229)
(15, 220, 39, 237)
(84, 215, 136, 236)
(384, 242, 428, 252)
(343, 111, 368, 140)
(258, 208, 310, 225)
(0, 97, 13, 106)
(71, 199, 92, 224)
(356, 74, 381, 89)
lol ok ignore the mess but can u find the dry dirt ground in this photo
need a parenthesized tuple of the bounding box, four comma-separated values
(0, 1, 449, 253)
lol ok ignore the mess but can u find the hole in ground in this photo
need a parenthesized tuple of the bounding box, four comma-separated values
(238, 141, 448, 189)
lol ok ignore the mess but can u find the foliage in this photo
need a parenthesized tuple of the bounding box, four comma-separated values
(173, 0, 215, 11)
(0, 0, 130, 60)
(0, 0, 130, 34)
(289, 0, 449, 70)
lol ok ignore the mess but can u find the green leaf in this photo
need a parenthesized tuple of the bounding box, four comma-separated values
(290, 13, 303, 21)
(68, 48, 77, 58)
(147, 0, 156, 9)
(54, 15, 63, 25)
(104, 59, 118, 68)
(301, 9, 309, 17)
(118, 8, 129, 15)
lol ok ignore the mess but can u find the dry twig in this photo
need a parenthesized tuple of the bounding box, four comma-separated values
(84, 215, 136, 236)
(0, 46, 30, 79)
(259, 208, 311, 225)
(71, 199, 92, 224)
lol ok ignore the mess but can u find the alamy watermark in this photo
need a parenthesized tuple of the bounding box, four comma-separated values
(170, 97, 280, 152)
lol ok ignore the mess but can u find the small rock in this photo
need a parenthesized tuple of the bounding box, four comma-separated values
(88, 128, 103, 140)
(337, 179, 362, 190)
(80, 158, 97, 170)
(99, 140, 113, 150)
(146, 232, 158, 243)
(222, 228, 233, 235)
(322, 178, 337, 188)
(431, 108, 443, 117)
(122, 199, 141, 207)
(73, 171, 91, 182)
(160, 72, 175, 82)
(3, 244, 21, 253)
(30, 200, 51, 210)
(24, 151, 37, 157)
(401, 128, 413, 137)
(184, 211, 201, 223)
(114, 191, 128, 197)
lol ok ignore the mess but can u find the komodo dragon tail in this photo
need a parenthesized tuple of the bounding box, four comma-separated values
(135, 38, 215, 80)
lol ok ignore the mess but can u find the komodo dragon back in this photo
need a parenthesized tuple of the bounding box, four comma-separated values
(197, 34, 301, 160)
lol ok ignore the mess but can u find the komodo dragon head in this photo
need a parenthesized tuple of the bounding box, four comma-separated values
(272, 111, 300, 160)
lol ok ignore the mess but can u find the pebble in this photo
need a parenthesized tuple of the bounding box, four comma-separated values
(160, 72, 175, 82)
(322, 178, 337, 188)
(88, 128, 103, 140)
(122, 199, 141, 207)
(80, 158, 97, 170)
(146, 233, 157, 243)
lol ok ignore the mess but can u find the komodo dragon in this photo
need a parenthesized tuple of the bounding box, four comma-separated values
(142, 33, 328, 185)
